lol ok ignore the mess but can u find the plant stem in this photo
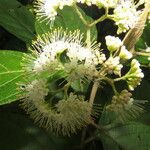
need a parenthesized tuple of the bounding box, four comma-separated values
(114, 76, 126, 82)
(103, 77, 118, 95)
(90, 122, 124, 149)
(89, 7, 109, 27)
(86, 28, 91, 47)
(135, 51, 150, 57)
(89, 81, 99, 104)
(73, 4, 89, 26)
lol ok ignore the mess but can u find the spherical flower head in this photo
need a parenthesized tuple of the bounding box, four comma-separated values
(125, 59, 144, 91)
(105, 35, 123, 52)
(54, 93, 92, 135)
(20, 80, 94, 136)
(104, 56, 123, 76)
(112, 1, 141, 34)
(119, 46, 133, 60)
(20, 29, 105, 135)
(23, 28, 106, 82)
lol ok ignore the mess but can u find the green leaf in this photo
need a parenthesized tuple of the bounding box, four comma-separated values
(0, 111, 72, 150)
(141, 22, 150, 46)
(0, 0, 35, 43)
(0, 0, 21, 9)
(0, 50, 24, 105)
(35, 19, 51, 36)
(35, 6, 97, 39)
(99, 122, 150, 150)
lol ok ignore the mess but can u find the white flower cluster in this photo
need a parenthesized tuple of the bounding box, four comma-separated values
(105, 35, 132, 60)
(105, 35, 123, 51)
(119, 46, 133, 60)
(77, 0, 119, 8)
(35, 0, 120, 21)
(104, 56, 123, 76)
(32, 29, 106, 80)
(33, 41, 69, 73)
(35, 0, 74, 20)
(112, 0, 141, 34)
(125, 59, 144, 91)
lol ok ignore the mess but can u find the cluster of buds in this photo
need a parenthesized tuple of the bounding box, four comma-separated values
(105, 35, 133, 60)
(105, 35, 123, 52)
(106, 90, 133, 112)
(106, 90, 144, 121)
(103, 56, 123, 76)
(125, 59, 144, 91)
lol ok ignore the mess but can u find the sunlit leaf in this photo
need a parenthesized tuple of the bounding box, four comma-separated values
(0, 50, 24, 105)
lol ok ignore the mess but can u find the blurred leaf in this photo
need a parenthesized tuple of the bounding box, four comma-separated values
(100, 135, 119, 150)
(141, 22, 150, 46)
(135, 22, 150, 65)
(70, 79, 90, 93)
(136, 56, 149, 65)
(35, 19, 51, 36)
(0, 0, 21, 9)
(0, 50, 24, 105)
(35, 6, 97, 39)
(0, 111, 72, 150)
(136, 22, 150, 49)
(99, 122, 150, 150)
(133, 78, 150, 100)
(0, 0, 35, 43)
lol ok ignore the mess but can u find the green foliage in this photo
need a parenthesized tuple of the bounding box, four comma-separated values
(99, 122, 150, 150)
(136, 22, 150, 65)
(0, 50, 24, 105)
(0, 111, 74, 150)
(35, 6, 97, 39)
(0, 0, 150, 149)
(0, 0, 35, 43)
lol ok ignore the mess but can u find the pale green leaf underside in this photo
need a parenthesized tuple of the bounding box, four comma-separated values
(0, 50, 24, 105)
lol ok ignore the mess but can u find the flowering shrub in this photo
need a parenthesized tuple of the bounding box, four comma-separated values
(0, 0, 150, 149)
